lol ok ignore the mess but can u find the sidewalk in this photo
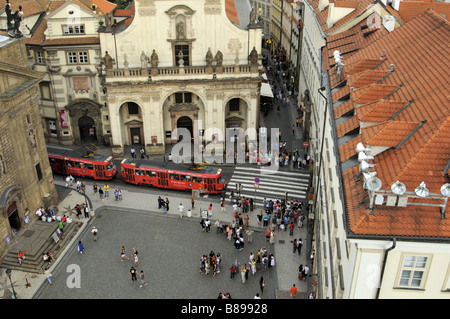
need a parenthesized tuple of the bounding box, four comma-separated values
(0, 174, 311, 299)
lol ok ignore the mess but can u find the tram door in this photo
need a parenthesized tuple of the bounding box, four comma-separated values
(204, 178, 215, 193)
(158, 171, 169, 187)
(95, 164, 106, 179)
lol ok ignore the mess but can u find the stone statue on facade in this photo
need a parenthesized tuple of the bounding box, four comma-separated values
(205, 47, 213, 66)
(249, 46, 258, 65)
(103, 51, 113, 69)
(150, 50, 159, 68)
(5, 0, 23, 38)
(214, 50, 223, 66)
(176, 21, 185, 39)
(249, 8, 257, 26)
(140, 51, 149, 68)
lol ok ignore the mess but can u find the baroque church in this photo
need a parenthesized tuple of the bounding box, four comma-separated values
(99, 0, 264, 157)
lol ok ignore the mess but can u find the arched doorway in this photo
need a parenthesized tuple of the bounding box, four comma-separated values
(78, 115, 97, 144)
(66, 99, 103, 145)
(7, 201, 21, 232)
(177, 116, 193, 142)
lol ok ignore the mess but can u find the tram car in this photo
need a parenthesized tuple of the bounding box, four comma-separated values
(121, 158, 227, 194)
(47, 147, 117, 180)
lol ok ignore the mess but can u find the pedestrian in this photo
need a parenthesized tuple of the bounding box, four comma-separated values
(77, 241, 85, 254)
(139, 270, 148, 287)
(178, 203, 184, 218)
(158, 196, 163, 209)
(240, 265, 246, 284)
(165, 198, 170, 211)
(215, 219, 221, 234)
(91, 226, 98, 241)
(229, 265, 236, 279)
(297, 238, 303, 255)
(245, 229, 254, 243)
(17, 251, 25, 265)
(205, 218, 211, 232)
(161, 200, 167, 213)
(205, 259, 210, 276)
(191, 196, 195, 209)
(289, 221, 295, 236)
(84, 204, 89, 218)
(259, 276, 265, 295)
(99, 188, 104, 200)
(130, 266, 137, 282)
(140, 148, 145, 159)
(303, 264, 310, 280)
(133, 253, 140, 267)
(220, 200, 226, 213)
(290, 284, 298, 298)
(44, 270, 52, 285)
(292, 124, 295, 134)
(121, 246, 130, 261)
(114, 189, 119, 201)
(131, 147, 136, 158)
(251, 260, 256, 277)
(254, 293, 261, 299)
(208, 202, 213, 217)
(104, 184, 109, 197)
(118, 189, 122, 201)
(93, 183, 97, 194)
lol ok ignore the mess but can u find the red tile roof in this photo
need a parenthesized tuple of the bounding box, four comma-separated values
(333, 9, 450, 238)
(399, 0, 450, 22)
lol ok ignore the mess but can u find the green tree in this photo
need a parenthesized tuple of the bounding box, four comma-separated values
(108, 0, 133, 10)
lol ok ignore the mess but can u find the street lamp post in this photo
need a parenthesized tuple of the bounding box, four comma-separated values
(5, 268, 17, 299)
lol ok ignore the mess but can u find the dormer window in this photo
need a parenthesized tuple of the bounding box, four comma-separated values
(63, 24, 85, 35)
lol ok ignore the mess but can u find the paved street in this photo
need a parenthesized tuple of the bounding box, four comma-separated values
(35, 209, 277, 299)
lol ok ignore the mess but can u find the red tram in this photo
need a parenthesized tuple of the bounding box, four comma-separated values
(47, 147, 117, 180)
(120, 158, 227, 194)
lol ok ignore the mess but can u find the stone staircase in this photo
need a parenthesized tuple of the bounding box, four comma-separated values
(0, 220, 83, 274)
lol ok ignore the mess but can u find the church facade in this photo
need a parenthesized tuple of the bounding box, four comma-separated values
(99, 0, 264, 157)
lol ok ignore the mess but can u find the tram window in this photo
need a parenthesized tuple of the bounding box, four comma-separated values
(49, 158, 56, 164)
(169, 174, 179, 180)
(85, 163, 93, 170)
(181, 175, 190, 181)
(106, 163, 114, 170)
(192, 177, 202, 183)
(75, 162, 83, 168)
(66, 161, 74, 167)
(137, 170, 145, 176)
(146, 171, 156, 177)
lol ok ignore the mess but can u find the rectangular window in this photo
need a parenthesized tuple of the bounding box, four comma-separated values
(36, 51, 45, 64)
(174, 44, 190, 66)
(67, 51, 89, 64)
(63, 25, 85, 35)
(78, 51, 88, 63)
(67, 51, 78, 64)
(175, 92, 192, 104)
(35, 163, 43, 181)
(398, 255, 429, 289)
(47, 119, 57, 137)
(40, 82, 52, 100)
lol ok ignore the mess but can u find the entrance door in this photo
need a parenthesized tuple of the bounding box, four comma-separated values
(158, 171, 169, 188)
(94, 164, 106, 179)
(7, 202, 21, 232)
(177, 116, 193, 142)
(204, 178, 215, 193)
(79, 116, 97, 144)
(130, 127, 141, 145)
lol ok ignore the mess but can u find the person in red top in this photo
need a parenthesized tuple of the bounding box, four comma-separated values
(18, 251, 25, 265)
(290, 284, 298, 298)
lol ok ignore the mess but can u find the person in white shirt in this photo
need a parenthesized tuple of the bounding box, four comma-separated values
(178, 203, 184, 218)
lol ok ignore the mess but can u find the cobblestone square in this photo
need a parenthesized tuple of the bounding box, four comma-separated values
(36, 209, 278, 299)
